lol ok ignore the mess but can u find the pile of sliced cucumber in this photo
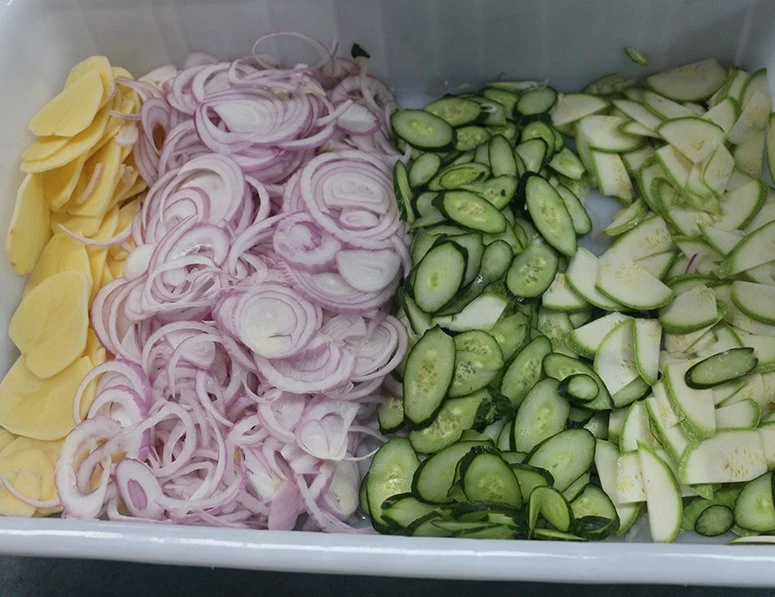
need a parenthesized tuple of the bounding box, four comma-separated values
(364, 58, 775, 543)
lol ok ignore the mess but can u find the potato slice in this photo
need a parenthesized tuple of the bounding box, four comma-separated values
(0, 458, 42, 517)
(20, 103, 111, 173)
(0, 428, 17, 454)
(66, 142, 122, 217)
(0, 356, 93, 440)
(49, 210, 103, 237)
(0, 437, 63, 514)
(5, 174, 51, 275)
(22, 136, 70, 163)
(9, 271, 90, 378)
(39, 153, 88, 211)
(24, 233, 92, 296)
(66, 56, 115, 109)
(28, 71, 104, 138)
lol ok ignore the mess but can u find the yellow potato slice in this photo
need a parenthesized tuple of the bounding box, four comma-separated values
(20, 103, 111, 174)
(39, 153, 88, 211)
(28, 71, 104, 138)
(24, 233, 92, 296)
(5, 174, 51, 275)
(22, 136, 70, 163)
(66, 56, 115, 108)
(8, 271, 90, 379)
(49, 210, 102, 237)
(0, 437, 63, 513)
(0, 356, 93, 440)
(0, 461, 41, 517)
(112, 66, 133, 79)
(78, 354, 102, 419)
(107, 255, 126, 280)
(86, 206, 119, 299)
(0, 428, 17, 454)
(66, 142, 122, 217)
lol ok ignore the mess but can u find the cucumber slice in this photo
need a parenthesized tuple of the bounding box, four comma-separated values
(517, 86, 558, 116)
(566, 248, 623, 310)
(402, 326, 456, 428)
(562, 473, 591, 503)
(659, 284, 719, 334)
(527, 428, 596, 492)
(367, 438, 420, 532)
(732, 281, 775, 325)
(548, 147, 586, 180)
(506, 241, 558, 299)
(685, 347, 758, 390)
(543, 353, 613, 411)
(409, 152, 442, 189)
(703, 97, 739, 134)
(733, 472, 775, 532)
(488, 134, 517, 178)
(434, 293, 509, 333)
(638, 443, 683, 543)
(513, 378, 570, 453)
(460, 449, 523, 507)
(728, 92, 771, 145)
(603, 199, 648, 237)
(555, 185, 592, 236)
(441, 191, 506, 233)
(409, 393, 486, 454)
(455, 126, 491, 152)
(655, 144, 692, 187)
(528, 486, 573, 535)
(430, 162, 490, 191)
(512, 463, 553, 498)
(680, 429, 767, 484)
(657, 117, 724, 164)
(516, 138, 548, 173)
(570, 312, 630, 358)
(381, 494, 439, 531)
(412, 241, 466, 313)
(392, 109, 455, 150)
(378, 395, 405, 434)
(542, 272, 589, 312)
(500, 335, 552, 408)
(733, 129, 766, 178)
(702, 144, 735, 196)
(596, 251, 674, 310)
(489, 312, 529, 362)
(664, 360, 716, 440)
(633, 318, 662, 386)
(550, 93, 609, 126)
(558, 374, 600, 405)
(393, 160, 415, 223)
(594, 440, 642, 532)
(622, 145, 657, 176)
(412, 440, 490, 504)
(646, 59, 727, 102)
(425, 97, 483, 127)
(523, 174, 577, 257)
(571, 484, 619, 538)
(463, 175, 518, 210)
(767, 113, 775, 182)
(594, 320, 639, 398)
(616, 451, 646, 504)
(579, 115, 644, 153)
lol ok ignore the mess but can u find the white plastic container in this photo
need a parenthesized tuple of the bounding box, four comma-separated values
(2, 0, 775, 586)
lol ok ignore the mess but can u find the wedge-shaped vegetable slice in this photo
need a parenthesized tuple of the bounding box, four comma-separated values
(646, 59, 727, 102)
(65, 55, 116, 108)
(566, 248, 622, 310)
(702, 97, 739, 135)
(731, 281, 775, 325)
(658, 117, 724, 165)
(634, 318, 661, 385)
(578, 115, 644, 153)
(664, 360, 715, 440)
(594, 440, 642, 535)
(527, 428, 595, 492)
(542, 272, 589, 312)
(0, 356, 94, 440)
(715, 399, 761, 430)
(5, 174, 51, 276)
(28, 71, 104, 137)
(679, 429, 766, 485)
(24, 233, 92, 296)
(591, 151, 633, 203)
(570, 312, 629, 358)
(721, 220, 775, 277)
(8, 271, 89, 379)
(596, 251, 673, 310)
(767, 113, 775, 182)
(603, 199, 648, 236)
(638, 443, 683, 542)
(643, 91, 694, 119)
(609, 214, 673, 261)
(727, 91, 771, 145)
(659, 284, 718, 334)
(612, 98, 662, 131)
(621, 401, 659, 452)
(595, 320, 639, 397)
(550, 93, 608, 126)
(734, 128, 766, 178)
(714, 179, 767, 232)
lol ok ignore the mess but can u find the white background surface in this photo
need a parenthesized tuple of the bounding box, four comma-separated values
(1, 0, 775, 584)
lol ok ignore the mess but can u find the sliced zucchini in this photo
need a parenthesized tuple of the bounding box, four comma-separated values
(596, 251, 673, 310)
(542, 272, 589, 312)
(657, 117, 724, 164)
(570, 312, 630, 358)
(659, 284, 719, 334)
(566, 248, 622, 310)
(715, 399, 761, 430)
(664, 360, 716, 440)
(579, 115, 644, 153)
(731, 281, 775, 325)
(633, 318, 661, 386)
(646, 59, 726, 101)
(638, 443, 683, 543)
(733, 472, 775, 532)
(550, 93, 609, 127)
(594, 320, 639, 398)
(679, 429, 767, 485)
(603, 199, 648, 237)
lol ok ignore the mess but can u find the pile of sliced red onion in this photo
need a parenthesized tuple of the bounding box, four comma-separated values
(53, 34, 410, 531)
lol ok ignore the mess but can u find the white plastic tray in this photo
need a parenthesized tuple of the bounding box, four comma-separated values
(2, 0, 775, 585)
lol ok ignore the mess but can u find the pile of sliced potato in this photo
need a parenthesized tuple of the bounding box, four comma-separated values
(0, 56, 145, 516)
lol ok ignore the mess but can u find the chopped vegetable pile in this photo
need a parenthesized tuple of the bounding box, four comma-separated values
(4, 36, 775, 543)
